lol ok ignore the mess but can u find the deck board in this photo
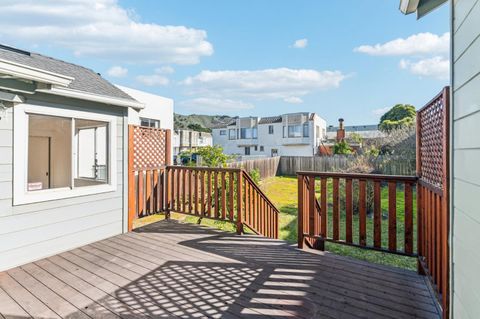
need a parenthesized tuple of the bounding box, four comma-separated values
(0, 219, 440, 319)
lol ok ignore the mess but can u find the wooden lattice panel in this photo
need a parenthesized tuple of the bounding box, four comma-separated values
(418, 90, 447, 189)
(132, 126, 167, 169)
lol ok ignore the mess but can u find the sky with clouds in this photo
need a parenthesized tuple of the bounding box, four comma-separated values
(0, 0, 449, 125)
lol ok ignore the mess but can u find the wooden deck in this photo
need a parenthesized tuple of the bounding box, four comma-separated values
(0, 220, 440, 319)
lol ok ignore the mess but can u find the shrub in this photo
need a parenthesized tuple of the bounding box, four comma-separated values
(249, 168, 261, 184)
(333, 141, 353, 155)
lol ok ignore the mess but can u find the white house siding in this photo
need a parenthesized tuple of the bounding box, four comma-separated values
(0, 93, 127, 271)
(451, 0, 480, 318)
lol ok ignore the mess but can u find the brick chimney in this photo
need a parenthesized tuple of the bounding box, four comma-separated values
(336, 118, 345, 142)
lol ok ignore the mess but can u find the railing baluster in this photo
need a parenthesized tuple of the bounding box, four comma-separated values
(298, 175, 305, 248)
(153, 169, 159, 213)
(345, 178, 353, 243)
(388, 181, 397, 252)
(200, 171, 205, 216)
(176, 168, 181, 212)
(194, 170, 198, 215)
(320, 178, 327, 238)
(221, 172, 226, 219)
(214, 171, 219, 218)
(373, 180, 382, 249)
(229, 172, 234, 221)
(145, 169, 152, 214)
(359, 179, 367, 246)
(332, 178, 339, 240)
(404, 182, 413, 255)
(236, 171, 243, 234)
(207, 171, 212, 217)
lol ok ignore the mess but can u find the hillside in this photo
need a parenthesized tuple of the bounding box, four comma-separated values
(174, 113, 235, 132)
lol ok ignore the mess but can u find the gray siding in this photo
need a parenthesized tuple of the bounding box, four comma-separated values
(0, 93, 127, 271)
(452, 0, 480, 318)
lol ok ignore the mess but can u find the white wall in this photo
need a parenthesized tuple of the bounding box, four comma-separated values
(116, 85, 174, 131)
(451, 1, 480, 318)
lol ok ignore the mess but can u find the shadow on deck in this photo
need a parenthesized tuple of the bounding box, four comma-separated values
(0, 220, 440, 318)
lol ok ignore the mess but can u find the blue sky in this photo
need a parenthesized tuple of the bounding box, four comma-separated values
(0, 0, 449, 125)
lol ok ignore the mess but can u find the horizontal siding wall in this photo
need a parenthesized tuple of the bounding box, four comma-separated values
(0, 94, 126, 271)
(452, 0, 480, 318)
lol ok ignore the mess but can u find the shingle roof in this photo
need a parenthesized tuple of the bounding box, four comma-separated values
(258, 115, 282, 124)
(0, 44, 136, 101)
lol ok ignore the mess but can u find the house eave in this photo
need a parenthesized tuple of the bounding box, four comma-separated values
(36, 86, 145, 110)
(0, 58, 74, 87)
(399, 0, 448, 18)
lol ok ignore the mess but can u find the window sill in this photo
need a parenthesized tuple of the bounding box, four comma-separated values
(13, 184, 117, 206)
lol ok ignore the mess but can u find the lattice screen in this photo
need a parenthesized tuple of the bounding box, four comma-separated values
(418, 89, 448, 190)
(131, 125, 168, 170)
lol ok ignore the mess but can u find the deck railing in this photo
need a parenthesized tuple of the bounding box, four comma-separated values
(297, 172, 418, 256)
(129, 166, 280, 239)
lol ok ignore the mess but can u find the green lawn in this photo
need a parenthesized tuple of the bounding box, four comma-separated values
(260, 176, 418, 271)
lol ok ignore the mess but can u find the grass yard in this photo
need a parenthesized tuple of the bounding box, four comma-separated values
(260, 176, 418, 271)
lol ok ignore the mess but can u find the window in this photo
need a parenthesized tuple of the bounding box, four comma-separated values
(229, 129, 236, 140)
(140, 117, 160, 128)
(254, 146, 258, 151)
(14, 104, 116, 205)
(271, 149, 278, 157)
(75, 119, 109, 186)
(268, 125, 274, 134)
(260, 146, 264, 152)
(245, 147, 250, 155)
(288, 125, 302, 138)
(219, 130, 226, 135)
(240, 127, 258, 139)
(303, 123, 309, 137)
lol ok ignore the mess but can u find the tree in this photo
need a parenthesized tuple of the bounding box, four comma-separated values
(379, 104, 416, 131)
(196, 145, 231, 168)
(333, 141, 353, 155)
(187, 123, 211, 133)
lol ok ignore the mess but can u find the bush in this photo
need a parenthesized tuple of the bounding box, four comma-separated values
(333, 141, 353, 155)
(249, 168, 261, 184)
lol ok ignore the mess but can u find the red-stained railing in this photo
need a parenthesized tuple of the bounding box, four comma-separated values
(164, 166, 279, 239)
(297, 172, 418, 256)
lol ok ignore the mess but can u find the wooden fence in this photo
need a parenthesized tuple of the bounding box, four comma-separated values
(227, 156, 280, 179)
(280, 155, 415, 176)
(417, 87, 450, 318)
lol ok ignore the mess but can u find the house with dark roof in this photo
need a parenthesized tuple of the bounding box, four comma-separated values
(211, 112, 327, 157)
(0, 44, 172, 270)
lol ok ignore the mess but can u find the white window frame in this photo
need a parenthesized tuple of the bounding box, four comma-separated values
(13, 103, 117, 205)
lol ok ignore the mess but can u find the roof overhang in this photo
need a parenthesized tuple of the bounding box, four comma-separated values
(36, 86, 145, 110)
(0, 58, 73, 87)
(399, 0, 448, 18)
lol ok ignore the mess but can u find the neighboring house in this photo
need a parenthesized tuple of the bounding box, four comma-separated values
(326, 122, 384, 141)
(116, 85, 174, 162)
(212, 112, 327, 157)
(0, 44, 144, 271)
(173, 129, 213, 156)
(401, 0, 479, 318)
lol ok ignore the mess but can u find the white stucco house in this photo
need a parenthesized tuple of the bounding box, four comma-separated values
(0, 44, 174, 271)
(173, 129, 213, 156)
(212, 112, 327, 157)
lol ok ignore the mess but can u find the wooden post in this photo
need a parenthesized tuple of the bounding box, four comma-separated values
(165, 129, 172, 165)
(236, 171, 243, 235)
(165, 167, 171, 219)
(127, 125, 135, 232)
(297, 174, 304, 249)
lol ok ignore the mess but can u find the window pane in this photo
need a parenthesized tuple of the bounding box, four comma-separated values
(28, 114, 72, 191)
(303, 123, 309, 137)
(288, 125, 302, 137)
(229, 129, 236, 140)
(75, 119, 108, 187)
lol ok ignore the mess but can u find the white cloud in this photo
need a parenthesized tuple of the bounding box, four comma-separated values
(292, 38, 308, 49)
(354, 32, 449, 56)
(183, 68, 346, 102)
(284, 97, 303, 104)
(136, 74, 169, 86)
(0, 0, 213, 65)
(399, 56, 450, 80)
(179, 98, 254, 112)
(155, 66, 175, 74)
(372, 106, 391, 116)
(107, 65, 128, 78)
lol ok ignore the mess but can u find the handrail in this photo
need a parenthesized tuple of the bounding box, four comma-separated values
(297, 171, 418, 182)
(241, 170, 280, 213)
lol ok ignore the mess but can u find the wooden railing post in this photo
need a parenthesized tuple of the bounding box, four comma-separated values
(165, 167, 171, 219)
(127, 125, 135, 231)
(236, 171, 243, 235)
(297, 174, 305, 249)
(165, 129, 172, 165)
